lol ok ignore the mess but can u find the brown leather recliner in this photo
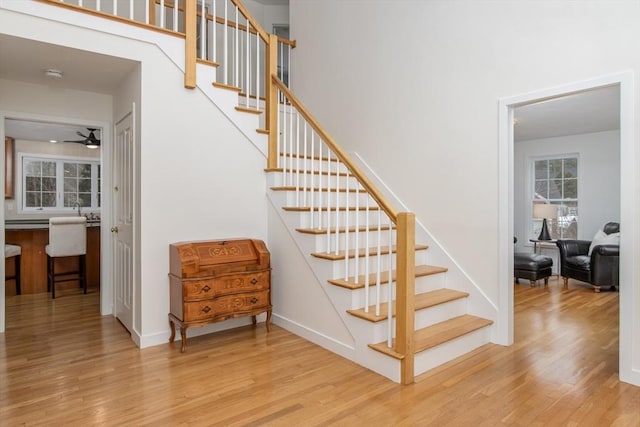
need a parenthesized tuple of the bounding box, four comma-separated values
(555, 222, 620, 292)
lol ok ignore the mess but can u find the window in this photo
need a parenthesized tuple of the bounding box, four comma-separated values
(21, 155, 101, 212)
(532, 156, 578, 240)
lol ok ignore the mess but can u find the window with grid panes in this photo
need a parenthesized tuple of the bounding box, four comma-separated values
(21, 155, 101, 212)
(532, 156, 578, 240)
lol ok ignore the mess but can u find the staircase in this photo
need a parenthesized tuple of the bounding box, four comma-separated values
(173, 0, 496, 383)
(263, 147, 493, 383)
(33, 0, 495, 384)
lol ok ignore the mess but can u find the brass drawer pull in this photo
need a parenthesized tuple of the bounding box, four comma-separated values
(202, 306, 211, 313)
(250, 297, 258, 304)
(202, 285, 211, 292)
(250, 278, 258, 285)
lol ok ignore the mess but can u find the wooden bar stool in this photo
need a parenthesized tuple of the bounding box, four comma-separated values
(45, 217, 87, 299)
(5, 244, 21, 295)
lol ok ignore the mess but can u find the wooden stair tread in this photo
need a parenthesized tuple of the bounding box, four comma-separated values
(296, 225, 396, 235)
(272, 186, 365, 193)
(269, 169, 351, 177)
(347, 288, 469, 322)
(284, 206, 380, 212)
(328, 264, 448, 290)
(368, 315, 493, 359)
(212, 82, 241, 92)
(312, 244, 428, 261)
(235, 106, 262, 115)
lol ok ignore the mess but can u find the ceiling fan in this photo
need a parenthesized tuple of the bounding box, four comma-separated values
(64, 128, 101, 149)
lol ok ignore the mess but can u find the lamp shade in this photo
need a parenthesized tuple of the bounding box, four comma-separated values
(533, 203, 558, 219)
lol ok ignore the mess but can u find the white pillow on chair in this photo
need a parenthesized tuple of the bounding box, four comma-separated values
(588, 229, 620, 255)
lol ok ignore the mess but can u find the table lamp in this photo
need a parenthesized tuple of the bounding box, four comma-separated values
(533, 203, 558, 241)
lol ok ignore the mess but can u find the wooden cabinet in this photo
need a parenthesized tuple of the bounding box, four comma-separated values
(4, 226, 101, 296)
(5, 136, 14, 199)
(168, 239, 272, 352)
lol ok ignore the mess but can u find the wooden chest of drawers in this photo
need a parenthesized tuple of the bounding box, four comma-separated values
(168, 239, 271, 352)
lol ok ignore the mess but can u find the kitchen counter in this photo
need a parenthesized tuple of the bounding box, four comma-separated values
(5, 218, 101, 230)
(5, 225, 101, 295)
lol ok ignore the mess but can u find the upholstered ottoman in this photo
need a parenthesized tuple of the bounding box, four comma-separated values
(514, 252, 553, 287)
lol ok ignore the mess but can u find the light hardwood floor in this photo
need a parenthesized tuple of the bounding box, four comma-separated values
(1, 278, 638, 426)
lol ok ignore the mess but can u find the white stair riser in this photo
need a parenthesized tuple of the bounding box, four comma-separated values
(347, 273, 448, 309)
(281, 190, 374, 208)
(413, 327, 492, 376)
(276, 171, 361, 190)
(311, 230, 408, 254)
(414, 298, 468, 330)
(296, 210, 393, 230)
(358, 298, 468, 343)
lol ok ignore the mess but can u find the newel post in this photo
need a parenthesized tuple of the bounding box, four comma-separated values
(184, 0, 197, 89)
(396, 212, 416, 384)
(266, 34, 278, 169)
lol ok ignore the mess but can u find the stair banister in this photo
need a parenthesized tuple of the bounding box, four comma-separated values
(270, 76, 399, 221)
(271, 75, 416, 383)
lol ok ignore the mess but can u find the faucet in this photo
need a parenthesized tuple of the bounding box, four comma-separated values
(73, 201, 82, 217)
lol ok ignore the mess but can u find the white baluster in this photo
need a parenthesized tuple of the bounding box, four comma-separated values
(287, 41, 291, 87)
(303, 122, 308, 206)
(255, 31, 260, 109)
(310, 132, 315, 228)
(325, 148, 331, 253)
(113, 0, 117, 15)
(354, 183, 360, 285)
(344, 171, 350, 281)
(387, 216, 393, 346)
(145, 0, 149, 24)
(200, 1, 206, 60)
(375, 209, 382, 317)
(317, 141, 323, 230)
(294, 114, 300, 208)
(364, 196, 370, 312)
(234, 5, 239, 88)
(282, 97, 288, 185)
(129, 0, 134, 20)
(245, 17, 250, 107)
(212, 0, 217, 64)
(173, 0, 178, 31)
(223, 0, 228, 85)
(276, 89, 281, 170)
(334, 157, 340, 255)
(160, 0, 165, 29)
(96, 0, 101, 12)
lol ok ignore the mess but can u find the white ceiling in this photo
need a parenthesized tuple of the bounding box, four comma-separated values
(0, 32, 620, 144)
(514, 85, 620, 141)
(1, 34, 137, 144)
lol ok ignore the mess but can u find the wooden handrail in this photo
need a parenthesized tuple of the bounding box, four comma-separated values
(230, 0, 269, 43)
(271, 75, 399, 223)
(36, 0, 186, 38)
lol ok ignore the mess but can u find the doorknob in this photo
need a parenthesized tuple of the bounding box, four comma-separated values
(111, 226, 119, 233)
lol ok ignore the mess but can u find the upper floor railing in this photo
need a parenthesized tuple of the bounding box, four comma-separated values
(37, 0, 416, 384)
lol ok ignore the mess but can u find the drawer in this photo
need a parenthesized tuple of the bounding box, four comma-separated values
(183, 290, 270, 322)
(183, 270, 269, 300)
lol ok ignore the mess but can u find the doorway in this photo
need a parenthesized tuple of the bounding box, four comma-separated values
(498, 72, 638, 384)
(1, 113, 113, 330)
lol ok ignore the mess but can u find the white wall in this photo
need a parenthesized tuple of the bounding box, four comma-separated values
(514, 130, 621, 252)
(290, 0, 640, 384)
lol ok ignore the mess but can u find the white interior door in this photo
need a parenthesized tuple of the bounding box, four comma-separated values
(113, 112, 134, 333)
